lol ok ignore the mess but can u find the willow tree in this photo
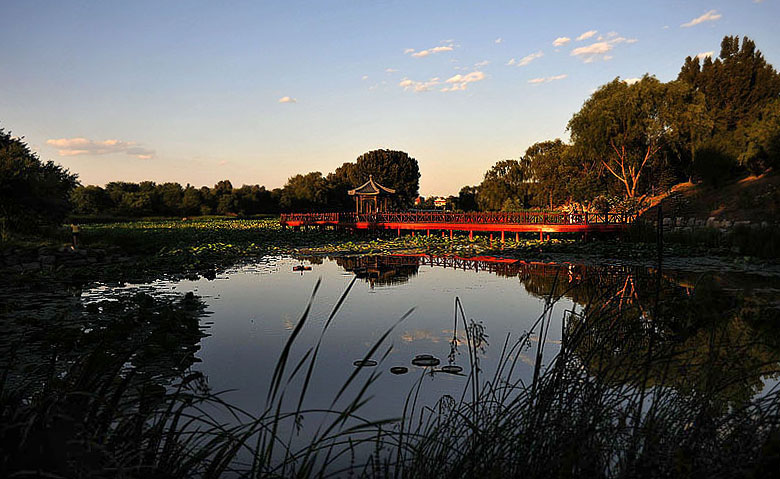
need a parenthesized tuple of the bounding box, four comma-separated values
(568, 76, 702, 199)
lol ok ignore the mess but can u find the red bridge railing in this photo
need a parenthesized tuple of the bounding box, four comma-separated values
(280, 211, 636, 225)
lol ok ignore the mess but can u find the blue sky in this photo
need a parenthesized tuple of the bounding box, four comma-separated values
(1, 0, 778, 195)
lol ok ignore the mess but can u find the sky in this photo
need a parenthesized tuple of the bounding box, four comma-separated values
(1, 0, 779, 196)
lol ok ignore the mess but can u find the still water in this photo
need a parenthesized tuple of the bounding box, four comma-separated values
(95, 254, 780, 422)
(130, 255, 575, 419)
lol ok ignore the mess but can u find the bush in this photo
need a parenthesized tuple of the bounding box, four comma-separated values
(0, 129, 77, 239)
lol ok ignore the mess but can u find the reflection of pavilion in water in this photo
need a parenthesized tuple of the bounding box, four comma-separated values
(332, 254, 641, 304)
(334, 256, 420, 288)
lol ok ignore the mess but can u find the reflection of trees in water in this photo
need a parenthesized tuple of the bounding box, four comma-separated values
(331, 255, 421, 288)
(566, 273, 780, 407)
(0, 283, 209, 475)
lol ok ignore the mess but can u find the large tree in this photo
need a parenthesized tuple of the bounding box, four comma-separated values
(280, 172, 328, 211)
(353, 149, 420, 208)
(476, 159, 533, 211)
(524, 139, 580, 208)
(568, 76, 693, 199)
(0, 129, 77, 237)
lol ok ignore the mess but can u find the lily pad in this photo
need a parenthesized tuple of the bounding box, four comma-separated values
(411, 354, 440, 367)
(439, 365, 463, 374)
(353, 359, 378, 367)
(390, 366, 408, 375)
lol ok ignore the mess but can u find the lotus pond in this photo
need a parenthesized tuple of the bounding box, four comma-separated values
(3, 250, 780, 477)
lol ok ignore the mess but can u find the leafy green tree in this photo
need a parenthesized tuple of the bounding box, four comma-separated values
(568, 76, 691, 199)
(181, 186, 202, 216)
(353, 150, 420, 208)
(0, 129, 77, 237)
(740, 99, 780, 174)
(71, 185, 111, 215)
(524, 139, 579, 208)
(280, 172, 328, 211)
(457, 186, 479, 211)
(476, 159, 533, 211)
(679, 35, 780, 170)
(157, 182, 184, 215)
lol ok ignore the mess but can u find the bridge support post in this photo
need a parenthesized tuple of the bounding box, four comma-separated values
(427, 229, 430, 237)
(397, 227, 401, 237)
(490, 233, 493, 243)
(539, 230, 543, 241)
(450, 230, 453, 239)
(469, 231, 473, 241)
(442, 231, 445, 237)
(501, 231, 505, 243)
(515, 232, 519, 242)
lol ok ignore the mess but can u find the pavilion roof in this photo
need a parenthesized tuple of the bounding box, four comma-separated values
(348, 175, 396, 196)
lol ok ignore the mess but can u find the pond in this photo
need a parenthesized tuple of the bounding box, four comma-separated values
(3, 254, 780, 475)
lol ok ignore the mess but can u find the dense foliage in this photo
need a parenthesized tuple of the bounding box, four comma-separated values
(71, 149, 420, 217)
(0, 129, 77, 238)
(465, 35, 780, 212)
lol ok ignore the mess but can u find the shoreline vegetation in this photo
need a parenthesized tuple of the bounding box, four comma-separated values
(2, 256, 780, 477)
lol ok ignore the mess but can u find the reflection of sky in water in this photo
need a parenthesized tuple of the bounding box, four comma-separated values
(152, 256, 568, 421)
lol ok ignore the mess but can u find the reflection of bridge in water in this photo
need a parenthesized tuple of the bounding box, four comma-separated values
(329, 254, 640, 296)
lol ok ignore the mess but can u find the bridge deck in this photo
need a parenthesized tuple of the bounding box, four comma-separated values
(280, 211, 634, 235)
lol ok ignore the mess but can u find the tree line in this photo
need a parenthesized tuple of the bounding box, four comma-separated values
(2, 35, 778, 237)
(67, 149, 421, 218)
(459, 35, 780, 213)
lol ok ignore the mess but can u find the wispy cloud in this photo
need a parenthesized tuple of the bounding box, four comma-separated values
(47, 137, 155, 159)
(681, 10, 721, 27)
(696, 51, 714, 60)
(406, 43, 455, 58)
(528, 74, 567, 84)
(552, 36, 571, 47)
(441, 71, 486, 92)
(576, 30, 598, 41)
(571, 35, 636, 63)
(495, 37, 503, 44)
(474, 60, 490, 67)
(385, 68, 398, 73)
(512, 51, 544, 67)
(399, 77, 441, 92)
(278, 96, 296, 103)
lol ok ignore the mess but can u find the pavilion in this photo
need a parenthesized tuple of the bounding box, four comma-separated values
(348, 175, 395, 213)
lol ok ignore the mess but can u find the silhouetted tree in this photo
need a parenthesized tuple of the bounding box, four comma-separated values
(0, 129, 77, 237)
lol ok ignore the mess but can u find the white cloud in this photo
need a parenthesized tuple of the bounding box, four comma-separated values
(385, 68, 398, 73)
(399, 77, 441, 92)
(406, 43, 455, 58)
(515, 50, 544, 67)
(570, 35, 636, 62)
(681, 10, 722, 28)
(552, 36, 571, 47)
(576, 30, 598, 41)
(696, 51, 714, 60)
(495, 37, 503, 44)
(622, 77, 641, 85)
(506, 58, 516, 66)
(528, 74, 567, 84)
(46, 137, 155, 159)
(475, 60, 490, 67)
(278, 96, 296, 103)
(441, 71, 486, 92)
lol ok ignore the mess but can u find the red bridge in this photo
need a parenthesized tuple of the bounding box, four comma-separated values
(280, 211, 635, 240)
